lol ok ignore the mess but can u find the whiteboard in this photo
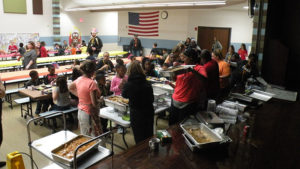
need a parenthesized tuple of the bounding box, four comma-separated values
(0, 33, 39, 51)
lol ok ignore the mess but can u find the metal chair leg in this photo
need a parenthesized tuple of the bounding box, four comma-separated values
(20, 104, 23, 117)
(122, 127, 128, 149)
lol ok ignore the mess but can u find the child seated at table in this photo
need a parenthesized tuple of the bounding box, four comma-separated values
(44, 64, 58, 85)
(25, 70, 48, 115)
(50, 76, 71, 111)
(71, 44, 77, 55)
(110, 63, 127, 96)
(71, 59, 82, 81)
(25, 70, 41, 87)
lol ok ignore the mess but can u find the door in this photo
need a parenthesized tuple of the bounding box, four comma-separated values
(197, 26, 231, 57)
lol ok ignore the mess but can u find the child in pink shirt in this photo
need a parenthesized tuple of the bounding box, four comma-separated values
(110, 63, 127, 95)
(69, 60, 102, 137)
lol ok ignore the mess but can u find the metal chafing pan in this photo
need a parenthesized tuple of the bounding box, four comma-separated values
(180, 123, 223, 148)
(104, 96, 129, 112)
(183, 134, 198, 152)
(152, 83, 174, 94)
(159, 65, 194, 77)
(153, 87, 168, 100)
(51, 135, 100, 166)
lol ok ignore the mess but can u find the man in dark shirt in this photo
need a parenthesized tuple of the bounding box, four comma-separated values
(96, 52, 114, 72)
(150, 43, 159, 55)
(200, 50, 220, 100)
(88, 28, 103, 58)
(129, 34, 142, 56)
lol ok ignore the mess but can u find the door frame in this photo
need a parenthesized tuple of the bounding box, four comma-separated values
(197, 26, 232, 53)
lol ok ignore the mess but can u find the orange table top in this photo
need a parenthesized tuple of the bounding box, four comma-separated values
(0, 65, 72, 82)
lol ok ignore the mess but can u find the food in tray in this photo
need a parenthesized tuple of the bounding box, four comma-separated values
(55, 137, 96, 159)
(122, 114, 130, 121)
(186, 128, 214, 143)
(147, 77, 167, 82)
(35, 84, 52, 91)
(163, 66, 186, 72)
(107, 96, 129, 105)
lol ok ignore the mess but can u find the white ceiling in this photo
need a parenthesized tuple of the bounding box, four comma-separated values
(71, 0, 245, 6)
(64, 0, 247, 11)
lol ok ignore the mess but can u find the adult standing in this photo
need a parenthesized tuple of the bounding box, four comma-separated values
(167, 49, 207, 125)
(129, 34, 142, 57)
(36, 41, 41, 57)
(8, 40, 18, 59)
(69, 60, 102, 136)
(122, 61, 154, 144)
(18, 41, 37, 70)
(225, 45, 236, 62)
(8, 41, 18, 54)
(40, 41, 48, 57)
(200, 50, 220, 100)
(212, 49, 231, 92)
(88, 28, 103, 59)
(212, 37, 222, 52)
(238, 43, 248, 60)
(184, 37, 191, 48)
(0, 78, 6, 167)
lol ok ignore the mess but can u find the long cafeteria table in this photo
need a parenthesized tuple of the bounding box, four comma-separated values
(0, 51, 128, 68)
(0, 65, 73, 87)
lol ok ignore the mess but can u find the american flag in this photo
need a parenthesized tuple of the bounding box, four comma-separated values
(128, 11, 159, 37)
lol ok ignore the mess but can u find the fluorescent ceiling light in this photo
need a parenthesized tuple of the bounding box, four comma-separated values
(243, 6, 249, 9)
(65, 1, 226, 11)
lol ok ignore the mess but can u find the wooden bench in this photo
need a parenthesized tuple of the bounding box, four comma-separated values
(14, 97, 32, 119)
(5, 87, 25, 109)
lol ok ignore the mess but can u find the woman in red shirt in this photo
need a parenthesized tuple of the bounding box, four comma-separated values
(238, 43, 248, 60)
(40, 41, 48, 57)
(167, 48, 207, 125)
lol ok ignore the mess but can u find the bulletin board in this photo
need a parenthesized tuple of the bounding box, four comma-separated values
(3, 0, 27, 14)
(0, 33, 39, 51)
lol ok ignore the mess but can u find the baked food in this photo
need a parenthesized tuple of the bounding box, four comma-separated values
(107, 96, 129, 105)
(55, 137, 96, 159)
(187, 128, 214, 143)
